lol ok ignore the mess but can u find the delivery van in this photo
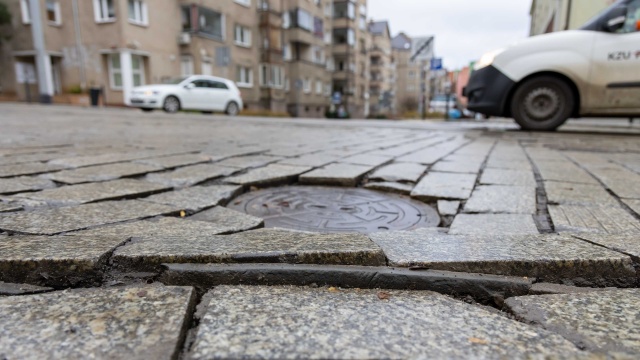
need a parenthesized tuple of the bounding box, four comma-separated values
(464, 0, 640, 131)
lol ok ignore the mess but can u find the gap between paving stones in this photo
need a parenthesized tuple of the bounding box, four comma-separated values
(523, 142, 555, 233)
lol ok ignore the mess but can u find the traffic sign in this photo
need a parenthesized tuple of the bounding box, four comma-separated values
(430, 58, 443, 71)
(410, 36, 434, 62)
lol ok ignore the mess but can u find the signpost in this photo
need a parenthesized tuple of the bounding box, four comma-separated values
(410, 36, 434, 120)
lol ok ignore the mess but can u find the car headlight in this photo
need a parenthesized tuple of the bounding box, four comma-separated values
(474, 48, 505, 71)
(143, 90, 160, 96)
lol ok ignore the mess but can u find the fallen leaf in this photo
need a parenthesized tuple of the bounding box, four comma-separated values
(262, 204, 269, 208)
(328, 287, 339, 293)
(137, 290, 147, 297)
(278, 201, 290, 207)
(469, 337, 489, 345)
(377, 291, 391, 300)
(234, 201, 241, 205)
(180, 210, 186, 218)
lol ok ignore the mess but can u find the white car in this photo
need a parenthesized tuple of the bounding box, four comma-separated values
(429, 94, 458, 114)
(129, 75, 243, 116)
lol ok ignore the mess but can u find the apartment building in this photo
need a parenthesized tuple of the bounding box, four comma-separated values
(391, 32, 422, 114)
(330, 0, 369, 118)
(367, 20, 394, 116)
(530, 0, 616, 35)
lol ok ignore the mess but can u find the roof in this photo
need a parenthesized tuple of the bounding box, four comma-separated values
(368, 21, 390, 37)
(391, 33, 412, 50)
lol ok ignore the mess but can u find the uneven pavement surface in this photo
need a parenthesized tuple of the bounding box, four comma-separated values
(1, 104, 640, 359)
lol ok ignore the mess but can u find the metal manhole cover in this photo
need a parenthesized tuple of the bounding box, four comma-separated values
(228, 186, 440, 233)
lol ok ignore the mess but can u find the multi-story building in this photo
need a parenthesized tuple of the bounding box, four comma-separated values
(330, 0, 369, 118)
(390, 32, 422, 115)
(530, 0, 615, 35)
(367, 20, 394, 116)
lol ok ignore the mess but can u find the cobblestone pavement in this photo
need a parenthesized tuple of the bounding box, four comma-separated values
(1, 103, 640, 359)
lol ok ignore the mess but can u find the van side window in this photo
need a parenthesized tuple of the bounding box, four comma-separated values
(620, 0, 640, 33)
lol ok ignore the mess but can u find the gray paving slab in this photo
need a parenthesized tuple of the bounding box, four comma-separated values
(449, 214, 539, 235)
(364, 181, 414, 195)
(584, 165, 640, 200)
(368, 162, 426, 182)
(0, 176, 56, 194)
(225, 164, 312, 187)
(341, 153, 393, 167)
(545, 182, 619, 207)
(0, 234, 126, 286)
(214, 155, 283, 169)
(146, 163, 238, 188)
(0, 281, 53, 296)
(370, 229, 634, 286)
(189, 286, 579, 359)
(529, 283, 614, 295)
(134, 153, 212, 168)
(485, 158, 532, 171)
(140, 185, 242, 212)
(506, 289, 640, 354)
(411, 172, 477, 201)
(47, 149, 188, 168)
(0, 162, 67, 178)
(43, 162, 163, 184)
(201, 145, 268, 161)
(112, 228, 385, 271)
(480, 168, 536, 186)
(464, 185, 536, 214)
(623, 199, 640, 216)
(0, 200, 177, 235)
(0, 203, 22, 213)
(438, 200, 460, 216)
(549, 205, 640, 234)
(430, 157, 484, 174)
(534, 160, 599, 184)
(396, 140, 469, 165)
(190, 206, 264, 230)
(299, 163, 374, 186)
(17, 179, 169, 206)
(278, 153, 340, 167)
(0, 286, 195, 359)
(572, 232, 640, 260)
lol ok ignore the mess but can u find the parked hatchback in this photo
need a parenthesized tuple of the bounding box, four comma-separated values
(129, 75, 243, 115)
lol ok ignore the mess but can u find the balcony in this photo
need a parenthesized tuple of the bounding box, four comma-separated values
(286, 28, 318, 46)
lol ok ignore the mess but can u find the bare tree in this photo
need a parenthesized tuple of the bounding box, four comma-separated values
(399, 96, 419, 112)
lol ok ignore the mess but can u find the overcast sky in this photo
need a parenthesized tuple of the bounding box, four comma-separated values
(368, 0, 532, 70)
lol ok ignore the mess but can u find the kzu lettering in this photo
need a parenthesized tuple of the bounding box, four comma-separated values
(608, 51, 631, 61)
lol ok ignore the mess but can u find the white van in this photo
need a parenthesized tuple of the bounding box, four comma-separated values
(465, 0, 640, 131)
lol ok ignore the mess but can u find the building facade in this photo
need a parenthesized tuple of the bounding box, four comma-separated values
(367, 20, 394, 116)
(530, 0, 616, 35)
(391, 32, 423, 115)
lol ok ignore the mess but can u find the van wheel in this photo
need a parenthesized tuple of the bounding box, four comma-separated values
(225, 102, 239, 116)
(511, 76, 574, 131)
(163, 96, 180, 114)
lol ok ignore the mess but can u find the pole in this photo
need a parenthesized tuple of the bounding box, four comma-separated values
(445, 90, 450, 121)
(29, 0, 54, 104)
(420, 60, 426, 120)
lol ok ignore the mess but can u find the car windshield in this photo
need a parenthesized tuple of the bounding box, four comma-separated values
(165, 77, 188, 85)
(580, 0, 628, 30)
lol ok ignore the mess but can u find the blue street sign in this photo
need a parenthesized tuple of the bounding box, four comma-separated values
(430, 58, 443, 71)
(332, 92, 342, 105)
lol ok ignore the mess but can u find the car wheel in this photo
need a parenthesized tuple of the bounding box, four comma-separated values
(225, 102, 239, 116)
(511, 76, 574, 131)
(141, 108, 153, 112)
(162, 96, 180, 114)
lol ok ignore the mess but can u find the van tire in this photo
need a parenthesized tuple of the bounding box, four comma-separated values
(511, 76, 574, 131)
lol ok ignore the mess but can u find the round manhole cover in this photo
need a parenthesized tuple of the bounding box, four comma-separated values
(228, 186, 440, 233)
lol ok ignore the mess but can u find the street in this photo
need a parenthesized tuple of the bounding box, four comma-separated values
(1, 103, 640, 358)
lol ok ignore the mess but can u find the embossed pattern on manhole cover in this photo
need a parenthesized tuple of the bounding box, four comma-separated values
(228, 186, 440, 233)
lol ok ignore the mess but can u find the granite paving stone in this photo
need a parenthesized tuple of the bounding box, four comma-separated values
(0, 286, 195, 359)
(47, 149, 188, 168)
(278, 153, 341, 167)
(485, 158, 532, 171)
(411, 172, 477, 201)
(190, 206, 264, 231)
(582, 165, 640, 200)
(368, 162, 426, 183)
(189, 286, 579, 359)
(134, 153, 212, 169)
(623, 199, 640, 216)
(549, 205, 640, 233)
(449, 214, 539, 235)
(363, 181, 414, 195)
(430, 157, 484, 174)
(0, 281, 53, 296)
(534, 160, 599, 184)
(0, 162, 67, 178)
(225, 164, 312, 187)
(480, 168, 536, 187)
(0, 200, 177, 235)
(572, 232, 640, 260)
(17, 179, 170, 206)
(146, 163, 239, 188)
(214, 155, 284, 169)
(0, 234, 127, 286)
(464, 185, 536, 214)
(112, 228, 386, 271)
(396, 140, 469, 165)
(140, 185, 242, 212)
(529, 283, 614, 295)
(299, 163, 374, 186)
(369, 229, 635, 286)
(0, 203, 22, 213)
(0, 176, 56, 194)
(201, 145, 267, 161)
(544, 182, 619, 207)
(506, 289, 640, 354)
(43, 162, 163, 184)
(341, 154, 393, 167)
(438, 200, 460, 216)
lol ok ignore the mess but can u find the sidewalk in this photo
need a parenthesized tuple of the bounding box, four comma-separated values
(1, 104, 639, 358)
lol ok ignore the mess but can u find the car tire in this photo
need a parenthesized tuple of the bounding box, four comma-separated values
(162, 96, 180, 114)
(511, 76, 574, 131)
(141, 108, 154, 112)
(225, 102, 239, 116)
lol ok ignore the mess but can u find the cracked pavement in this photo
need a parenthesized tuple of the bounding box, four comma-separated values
(1, 104, 640, 359)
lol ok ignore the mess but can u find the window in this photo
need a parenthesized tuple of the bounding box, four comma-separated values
(315, 80, 322, 94)
(181, 56, 194, 76)
(20, 0, 30, 24)
(312, 46, 324, 64)
(324, 83, 331, 96)
(94, 0, 116, 22)
(283, 44, 292, 61)
(620, 0, 640, 33)
(259, 64, 268, 87)
(324, 32, 331, 44)
(234, 25, 252, 47)
(333, 28, 354, 46)
(282, 12, 291, 29)
(285, 76, 290, 92)
(202, 61, 212, 76)
(236, 66, 253, 87)
(199, 7, 224, 40)
(271, 66, 284, 88)
(128, 0, 148, 25)
(234, 0, 251, 6)
(108, 54, 122, 89)
(333, 1, 355, 19)
(295, 9, 313, 31)
(359, 15, 366, 30)
(324, 3, 332, 17)
(181, 6, 192, 31)
(131, 55, 145, 87)
(46, 0, 61, 25)
(326, 58, 335, 71)
(360, 4, 366, 15)
(303, 78, 311, 93)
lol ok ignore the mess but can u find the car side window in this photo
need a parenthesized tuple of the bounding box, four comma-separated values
(211, 81, 229, 90)
(192, 80, 209, 88)
(620, 0, 640, 33)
